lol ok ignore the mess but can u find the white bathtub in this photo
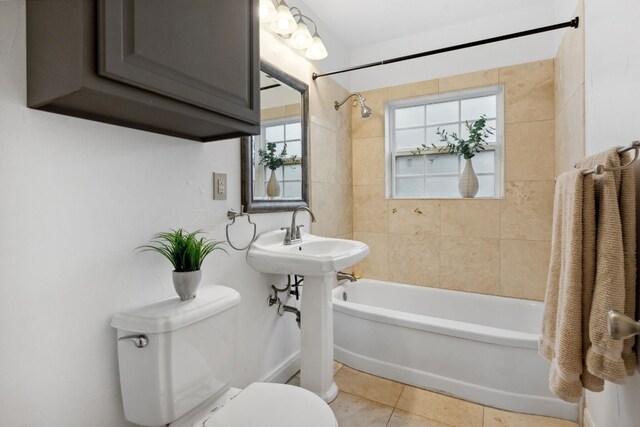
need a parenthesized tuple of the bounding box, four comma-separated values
(332, 279, 577, 421)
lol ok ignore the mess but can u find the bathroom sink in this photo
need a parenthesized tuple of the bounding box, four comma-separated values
(247, 230, 370, 276)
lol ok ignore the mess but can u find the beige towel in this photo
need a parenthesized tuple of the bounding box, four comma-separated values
(580, 175, 601, 392)
(539, 169, 585, 403)
(619, 151, 637, 375)
(575, 148, 634, 383)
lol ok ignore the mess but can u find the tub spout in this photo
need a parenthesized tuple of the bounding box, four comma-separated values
(337, 271, 357, 283)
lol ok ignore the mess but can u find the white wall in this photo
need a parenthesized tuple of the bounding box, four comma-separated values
(347, 1, 566, 92)
(583, 1, 640, 426)
(0, 2, 307, 425)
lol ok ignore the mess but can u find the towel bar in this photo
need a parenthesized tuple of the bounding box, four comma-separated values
(607, 310, 640, 340)
(578, 140, 640, 176)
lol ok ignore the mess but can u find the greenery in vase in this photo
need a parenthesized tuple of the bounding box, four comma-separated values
(137, 229, 228, 272)
(258, 141, 298, 170)
(413, 115, 494, 160)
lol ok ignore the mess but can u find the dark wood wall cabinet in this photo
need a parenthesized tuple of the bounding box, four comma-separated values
(27, 0, 260, 142)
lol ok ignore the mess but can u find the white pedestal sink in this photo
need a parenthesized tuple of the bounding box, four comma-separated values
(247, 230, 370, 402)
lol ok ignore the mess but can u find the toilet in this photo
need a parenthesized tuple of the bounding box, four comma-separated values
(111, 285, 337, 427)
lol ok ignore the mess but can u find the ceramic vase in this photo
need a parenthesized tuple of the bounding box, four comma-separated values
(459, 158, 479, 198)
(172, 270, 202, 301)
(266, 169, 280, 198)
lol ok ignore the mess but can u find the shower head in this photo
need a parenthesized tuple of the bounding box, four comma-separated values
(334, 93, 373, 119)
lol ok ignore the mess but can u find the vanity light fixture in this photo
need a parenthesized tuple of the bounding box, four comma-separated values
(290, 16, 314, 49)
(259, 0, 277, 23)
(270, 0, 297, 35)
(261, 0, 328, 60)
(305, 32, 328, 60)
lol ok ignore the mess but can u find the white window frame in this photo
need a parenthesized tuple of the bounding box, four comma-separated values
(385, 85, 505, 199)
(254, 116, 303, 199)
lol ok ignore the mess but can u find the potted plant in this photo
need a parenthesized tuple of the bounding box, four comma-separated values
(138, 229, 228, 301)
(416, 115, 494, 198)
(258, 141, 295, 198)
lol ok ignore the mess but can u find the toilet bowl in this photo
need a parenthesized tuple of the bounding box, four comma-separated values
(111, 285, 337, 427)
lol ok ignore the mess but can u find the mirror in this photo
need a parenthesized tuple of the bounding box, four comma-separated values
(241, 61, 309, 213)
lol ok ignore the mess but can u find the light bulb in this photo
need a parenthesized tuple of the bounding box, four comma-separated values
(289, 19, 313, 49)
(270, 2, 296, 34)
(305, 34, 328, 60)
(259, 0, 277, 23)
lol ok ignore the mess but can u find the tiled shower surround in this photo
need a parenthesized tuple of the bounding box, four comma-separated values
(350, 60, 556, 301)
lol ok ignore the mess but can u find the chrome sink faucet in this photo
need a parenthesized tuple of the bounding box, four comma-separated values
(282, 206, 316, 245)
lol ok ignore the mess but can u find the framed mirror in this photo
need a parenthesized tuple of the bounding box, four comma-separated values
(241, 61, 309, 212)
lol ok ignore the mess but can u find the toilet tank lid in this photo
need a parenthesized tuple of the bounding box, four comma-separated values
(111, 285, 241, 333)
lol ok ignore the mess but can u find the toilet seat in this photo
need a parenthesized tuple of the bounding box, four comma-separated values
(204, 383, 337, 427)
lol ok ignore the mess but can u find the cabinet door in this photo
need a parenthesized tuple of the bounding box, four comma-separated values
(99, 0, 259, 124)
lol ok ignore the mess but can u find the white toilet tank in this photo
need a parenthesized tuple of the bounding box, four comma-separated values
(111, 285, 241, 426)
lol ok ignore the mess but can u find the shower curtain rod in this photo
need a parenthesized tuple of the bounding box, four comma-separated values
(312, 17, 579, 80)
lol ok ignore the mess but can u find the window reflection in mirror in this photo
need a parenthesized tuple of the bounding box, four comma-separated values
(241, 61, 309, 213)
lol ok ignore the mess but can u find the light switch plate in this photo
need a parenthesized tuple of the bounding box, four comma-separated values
(213, 172, 227, 200)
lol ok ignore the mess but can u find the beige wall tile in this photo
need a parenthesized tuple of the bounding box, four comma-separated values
(353, 137, 386, 185)
(284, 103, 300, 116)
(396, 386, 483, 427)
(440, 237, 500, 295)
(387, 79, 439, 101)
(505, 120, 555, 181)
(310, 75, 349, 133)
(389, 233, 440, 287)
(310, 123, 337, 184)
(500, 239, 551, 301)
(555, 86, 585, 175)
(440, 199, 500, 238)
(353, 184, 389, 233)
(329, 392, 394, 427)
(336, 184, 353, 236)
(389, 200, 440, 235)
(352, 88, 388, 139)
(261, 105, 285, 121)
(334, 366, 404, 407)
(353, 231, 389, 280)
(336, 121, 353, 186)
(388, 409, 451, 427)
(484, 407, 577, 427)
(439, 69, 499, 93)
(348, 59, 557, 298)
(311, 181, 339, 237)
(500, 60, 554, 124)
(501, 180, 555, 241)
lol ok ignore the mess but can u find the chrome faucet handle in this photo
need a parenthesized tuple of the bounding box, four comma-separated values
(295, 225, 304, 239)
(280, 227, 292, 245)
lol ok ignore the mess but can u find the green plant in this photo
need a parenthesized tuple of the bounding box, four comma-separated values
(258, 142, 297, 170)
(137, 229, 228, 272)
(413, 115, 495, 160)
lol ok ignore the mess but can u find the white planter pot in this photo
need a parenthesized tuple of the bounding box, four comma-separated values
(172, 270, 202, 301)
(459, 158, 479, 198)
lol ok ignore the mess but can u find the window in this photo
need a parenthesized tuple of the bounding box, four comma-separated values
(385, 86, 503, 199)
(254, 117, 303, 199)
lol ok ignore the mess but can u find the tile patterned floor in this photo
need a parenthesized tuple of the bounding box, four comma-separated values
(286, 363, 577, 427)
